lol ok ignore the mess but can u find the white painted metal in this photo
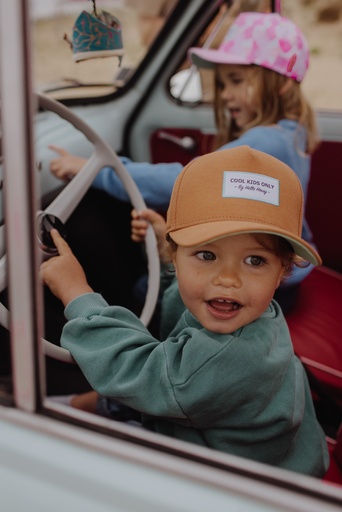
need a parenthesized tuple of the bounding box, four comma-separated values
(0, 0, 44, 411)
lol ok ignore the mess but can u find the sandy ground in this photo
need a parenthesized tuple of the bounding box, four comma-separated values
(282, 0, 342, 110)
(32, 0, 342, 109)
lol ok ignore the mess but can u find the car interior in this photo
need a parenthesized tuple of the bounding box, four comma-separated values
(0, 0, 341, 509)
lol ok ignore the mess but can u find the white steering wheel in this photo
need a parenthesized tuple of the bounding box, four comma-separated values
(0, 93, 160, 363)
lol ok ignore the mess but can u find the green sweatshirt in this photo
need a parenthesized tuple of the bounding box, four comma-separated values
(62, 294, 329, 477)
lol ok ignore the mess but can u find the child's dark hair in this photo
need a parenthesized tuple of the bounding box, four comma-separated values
(252, 233, 308, 279)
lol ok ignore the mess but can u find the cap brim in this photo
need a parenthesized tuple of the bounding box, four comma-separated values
(189, 48, 250, 69)
(169, 220, 321, 266)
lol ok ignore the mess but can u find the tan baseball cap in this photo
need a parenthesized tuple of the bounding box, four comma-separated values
(166, 146, 321, 265)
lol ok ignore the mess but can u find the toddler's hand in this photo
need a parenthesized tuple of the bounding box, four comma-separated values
(49, 145, 87, 181)
(131, 208, 168, 261)
(40, 229, 93, 306)
(131, 208, 165, 242)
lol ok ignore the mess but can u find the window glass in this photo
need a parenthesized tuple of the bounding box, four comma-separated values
(31, 0, 178, 99)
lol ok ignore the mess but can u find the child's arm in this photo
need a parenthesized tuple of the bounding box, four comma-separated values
(131, 208, 167, 260)
(40, 229, 93, 306)
(49, 145, 87, 181)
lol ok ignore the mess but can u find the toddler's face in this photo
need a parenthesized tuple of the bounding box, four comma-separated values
(173, 233, 285, 334)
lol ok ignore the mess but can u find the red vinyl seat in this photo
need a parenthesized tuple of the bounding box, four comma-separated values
(323, 430, 342, 486)
(285, 266, 342, 486)
(285, 266, 342, 407)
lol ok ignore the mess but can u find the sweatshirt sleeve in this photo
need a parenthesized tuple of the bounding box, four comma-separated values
(92, 157, 183, 210)
(62, 293, 188, 419)
(61, 293, 242, 423)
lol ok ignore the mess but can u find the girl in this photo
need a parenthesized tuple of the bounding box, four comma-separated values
(49, 12, 318, 310)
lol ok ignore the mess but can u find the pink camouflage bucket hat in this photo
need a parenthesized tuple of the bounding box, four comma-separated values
(188, 12, 309, 82)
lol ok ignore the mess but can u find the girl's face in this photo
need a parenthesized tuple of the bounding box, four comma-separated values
(173, 233, 285, 335)
(216, 64, 257, 129)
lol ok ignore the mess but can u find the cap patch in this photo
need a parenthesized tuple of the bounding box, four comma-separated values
(222, 171, 280, 206)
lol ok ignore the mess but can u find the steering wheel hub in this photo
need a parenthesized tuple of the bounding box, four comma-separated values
(37, 212, 67, 255)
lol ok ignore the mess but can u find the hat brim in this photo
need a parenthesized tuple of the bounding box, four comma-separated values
(168, 220, 321, 266)
(189, 48, 251, 69)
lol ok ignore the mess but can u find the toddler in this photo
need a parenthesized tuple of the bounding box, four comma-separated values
(41, 146, 329, 476)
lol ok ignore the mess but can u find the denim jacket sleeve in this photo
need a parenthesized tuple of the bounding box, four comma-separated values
(92, 157, 183, 210)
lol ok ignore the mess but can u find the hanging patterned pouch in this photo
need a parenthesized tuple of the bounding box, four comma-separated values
(64, 8, 124, 63)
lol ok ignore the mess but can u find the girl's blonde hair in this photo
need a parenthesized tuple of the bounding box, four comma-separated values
(213, 64, 319, 154)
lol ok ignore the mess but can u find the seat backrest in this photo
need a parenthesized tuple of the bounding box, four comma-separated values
(306, 141, 342, 273)
(285, 266, 342, 408)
